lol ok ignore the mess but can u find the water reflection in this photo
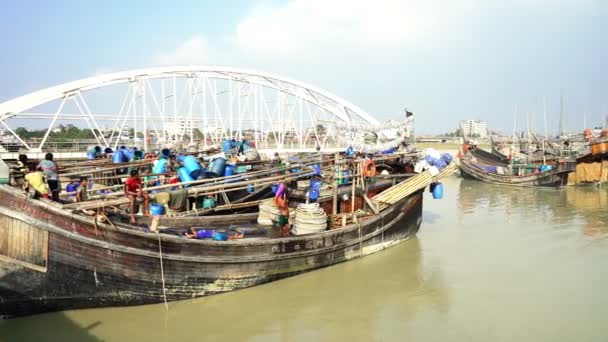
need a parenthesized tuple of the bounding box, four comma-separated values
(4, 177, 608, 341)
(4, 238, 449, 341)
(565, 186, 608, 237)
(457, 178, 608, 234)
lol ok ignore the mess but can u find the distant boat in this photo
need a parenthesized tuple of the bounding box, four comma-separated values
(458, 157, 575, 187)
(466, 145, 509, 166)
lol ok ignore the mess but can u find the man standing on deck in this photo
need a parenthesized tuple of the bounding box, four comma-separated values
(37, 153, 60, 201)
(124, 169, 150, 224)
(275, 183, 290, 237)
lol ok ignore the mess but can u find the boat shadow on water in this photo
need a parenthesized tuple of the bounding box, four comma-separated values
(1, 238, 451, 341)
(0, 312, 103, 342)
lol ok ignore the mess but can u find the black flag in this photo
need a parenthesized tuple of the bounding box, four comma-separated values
(405, 108, 414, 117)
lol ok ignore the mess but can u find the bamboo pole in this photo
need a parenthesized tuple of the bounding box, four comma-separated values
(165, 199, 265, 218)
(351, 161, 357, 213)
(71, 157, 326, 197)
(63, 153, 411, 210)
(70, 170, 316, 210)
(84, 172, 173, 182)
(60, 160, 155, 177)
(332, 153, 339, 215)
(372, 163, 457, 211)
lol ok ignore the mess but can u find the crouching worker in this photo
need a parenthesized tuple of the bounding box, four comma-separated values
(24, 166, 49, 199)
(76, 176, 96, 216)
(124, 169, 150, 224)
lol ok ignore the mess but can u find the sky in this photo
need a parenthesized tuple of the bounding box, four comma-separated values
(1, 0, 607, 134)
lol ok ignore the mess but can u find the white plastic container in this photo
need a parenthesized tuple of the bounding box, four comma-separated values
(428, 166, 440, 176)
(0, 159, 9, 184)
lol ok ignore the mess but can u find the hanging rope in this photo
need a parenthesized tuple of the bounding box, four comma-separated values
(358, 221, 363, 257)
(157, 232, 169, 311)
(381, 215, 384, 245)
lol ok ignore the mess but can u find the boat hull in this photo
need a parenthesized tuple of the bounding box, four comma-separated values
(469, 147, 510, 166)
(459, 159, 574, 187)
(0, 186, 423, 318)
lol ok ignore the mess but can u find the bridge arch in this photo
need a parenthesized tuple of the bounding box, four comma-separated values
(0, 66, 379, 152)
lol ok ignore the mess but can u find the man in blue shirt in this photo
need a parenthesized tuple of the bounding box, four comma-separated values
(37, 153, 60, 201)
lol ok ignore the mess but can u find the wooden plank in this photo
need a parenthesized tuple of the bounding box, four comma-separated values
(7, 219, 14, 259)
(0, 217, 7, 256)
(362, 193, 380, 215)
(0, 214, 48, 271)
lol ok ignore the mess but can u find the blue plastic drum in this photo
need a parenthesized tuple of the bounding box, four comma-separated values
(150, 203, 165, 216)
(183, 156, 202, 178)
(432, 182, 443, 199)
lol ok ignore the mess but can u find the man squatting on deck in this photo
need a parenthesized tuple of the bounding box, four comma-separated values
(76, 176, 96, 216)
(124, 169, 150, 224)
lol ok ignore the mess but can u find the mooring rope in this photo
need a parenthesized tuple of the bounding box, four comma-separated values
(358, 221, 363, 257)
(381, 215, 384, 245)
(157, 232, 169, 311)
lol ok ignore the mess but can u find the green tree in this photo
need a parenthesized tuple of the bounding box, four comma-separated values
(193, 128, 204, 139)
(15, 127, 29, 139)
(315, 124, 326, 135)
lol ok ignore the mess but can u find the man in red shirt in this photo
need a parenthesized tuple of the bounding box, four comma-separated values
(124, 169, 150, 224)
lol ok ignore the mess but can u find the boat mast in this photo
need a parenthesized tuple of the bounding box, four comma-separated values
(543, 97, 548, 140)
(559, 94, 564, 138)
(543, 97, 547, 164)
(526, 111, 531, 152)
(511, 105, 517, 169)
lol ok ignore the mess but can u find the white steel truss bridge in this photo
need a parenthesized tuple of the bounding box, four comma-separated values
(0, 66, 381, 153)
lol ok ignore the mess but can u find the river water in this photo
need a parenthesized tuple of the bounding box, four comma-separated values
(2, 176, 608, 341)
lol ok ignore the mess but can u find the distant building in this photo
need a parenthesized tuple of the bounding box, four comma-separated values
(166, 119, 198, 136)
(268, 120, 297, 134)
(460, 120, 487, 138)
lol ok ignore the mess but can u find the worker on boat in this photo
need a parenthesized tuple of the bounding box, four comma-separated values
(152, 153, 172, 186)
(184, 228, 213, 239)
(124, 169, 150, 224)
(76, 176, 89, 202)
(76, 176, 96, 216)
(275, 183, 290, 237)
(103, 147, 113, 159)
(10, 154, 29, 187)
(24, 166, 49, 199)
(184, 228, 244, 240)
(86, 146, 102, 159)
(37, 153, 60, 202)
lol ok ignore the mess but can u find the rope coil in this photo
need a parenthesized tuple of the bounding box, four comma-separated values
(292, 203, 327, 235)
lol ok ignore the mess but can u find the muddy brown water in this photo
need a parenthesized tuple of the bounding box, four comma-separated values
(1, 176, 607, 341)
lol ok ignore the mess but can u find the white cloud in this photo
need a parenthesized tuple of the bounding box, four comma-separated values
(153, 36, 211, 66)
(153, 0, 458, 65)
(233, 0, 441, 56)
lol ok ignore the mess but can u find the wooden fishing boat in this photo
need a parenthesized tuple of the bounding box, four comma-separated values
(467, 146, 510, 166)
(459, 158, 575, 187)
(0, 155, 456, 318)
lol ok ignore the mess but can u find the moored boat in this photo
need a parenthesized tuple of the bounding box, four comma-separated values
(458, 158, 575, 187)
(0, 153, 456, 318)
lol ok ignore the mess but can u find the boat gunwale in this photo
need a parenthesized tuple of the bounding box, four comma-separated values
(0, 184, 420, 256)
(459, 158, 573, 186)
